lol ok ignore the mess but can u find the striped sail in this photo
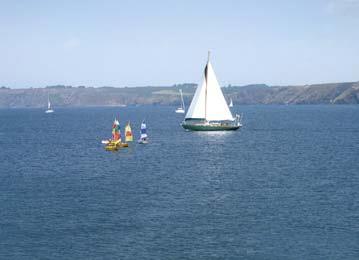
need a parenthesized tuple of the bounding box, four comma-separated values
(125, 122, 133, 142)
(140, 121, 147, 139)
(112, 119, 121, 141)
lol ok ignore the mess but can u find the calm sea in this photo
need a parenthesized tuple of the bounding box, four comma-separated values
(0, 105, 359, 259)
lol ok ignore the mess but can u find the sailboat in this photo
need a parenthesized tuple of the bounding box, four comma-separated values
(138, 120, 148, 144)
(125, 122, 133, 142)
(103, 118, 128, 150)
(45, 95, 54, 113)
(229, 98, 233, 108)
(175, 89, 185, 113)
(181, 52, 242, 131)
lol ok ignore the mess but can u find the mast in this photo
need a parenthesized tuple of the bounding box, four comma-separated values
(184, 52, 234, 121)
(204, 51, 210, 121)
(47, 94, 51, 109)
(180, 89, 185, 110)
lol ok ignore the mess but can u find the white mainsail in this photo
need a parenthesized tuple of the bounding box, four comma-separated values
(185, 58, 234, 121)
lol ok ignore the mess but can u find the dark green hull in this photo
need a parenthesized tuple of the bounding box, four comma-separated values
(181, 123, 241, 131)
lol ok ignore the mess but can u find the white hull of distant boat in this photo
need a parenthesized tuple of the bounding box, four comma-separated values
(45, 109, 54, 113)
(175, 108, 185, 113)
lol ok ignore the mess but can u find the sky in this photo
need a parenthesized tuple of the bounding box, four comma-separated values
(1, 0, 359, 88)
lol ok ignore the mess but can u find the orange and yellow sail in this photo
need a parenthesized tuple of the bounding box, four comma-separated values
(125, 122, 133, 142)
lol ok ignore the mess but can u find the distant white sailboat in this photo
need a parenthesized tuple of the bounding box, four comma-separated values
(229, 98, 233, 108)
(181, 52, 242, 131)
(45, 95, 54, 113)
(175, 89, 185, 114)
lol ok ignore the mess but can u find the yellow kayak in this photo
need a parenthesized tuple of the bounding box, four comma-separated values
(105, 142, 118, 151)
(104, 140, 128, 151)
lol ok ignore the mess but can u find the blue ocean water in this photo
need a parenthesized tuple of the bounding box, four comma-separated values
(0, 105, 359, 259)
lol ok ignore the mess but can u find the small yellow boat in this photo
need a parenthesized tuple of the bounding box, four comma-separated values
(105, 141, 119, 151)
(104, 140, 129, 150)
(104, 119, 129, 151)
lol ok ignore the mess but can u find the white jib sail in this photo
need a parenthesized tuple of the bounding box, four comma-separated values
(185, 60, 234, 121)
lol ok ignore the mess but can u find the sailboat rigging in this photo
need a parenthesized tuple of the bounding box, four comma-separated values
(45, 94, 54, 113)
(181, 52, 242, 131)
(175, 89, 185, 113)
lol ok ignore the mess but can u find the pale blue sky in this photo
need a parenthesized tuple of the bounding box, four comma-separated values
(1, 0, 359, 88)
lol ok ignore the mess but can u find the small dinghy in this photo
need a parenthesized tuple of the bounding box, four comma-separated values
(138, 120, 148, 144)
(103, 118, 128, 150)
(105, 140, 119, 151)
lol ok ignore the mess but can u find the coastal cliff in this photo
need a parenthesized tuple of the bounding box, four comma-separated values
(0, 81, 358, 108)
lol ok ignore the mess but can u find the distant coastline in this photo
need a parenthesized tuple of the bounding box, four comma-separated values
(0, 81, 358, 108)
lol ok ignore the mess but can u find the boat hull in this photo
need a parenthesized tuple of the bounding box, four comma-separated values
(181, 122, 241, 131)
(105, 145, 118, 151)
(175, 108, 185, 113)
(104, 141, 128, 151)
